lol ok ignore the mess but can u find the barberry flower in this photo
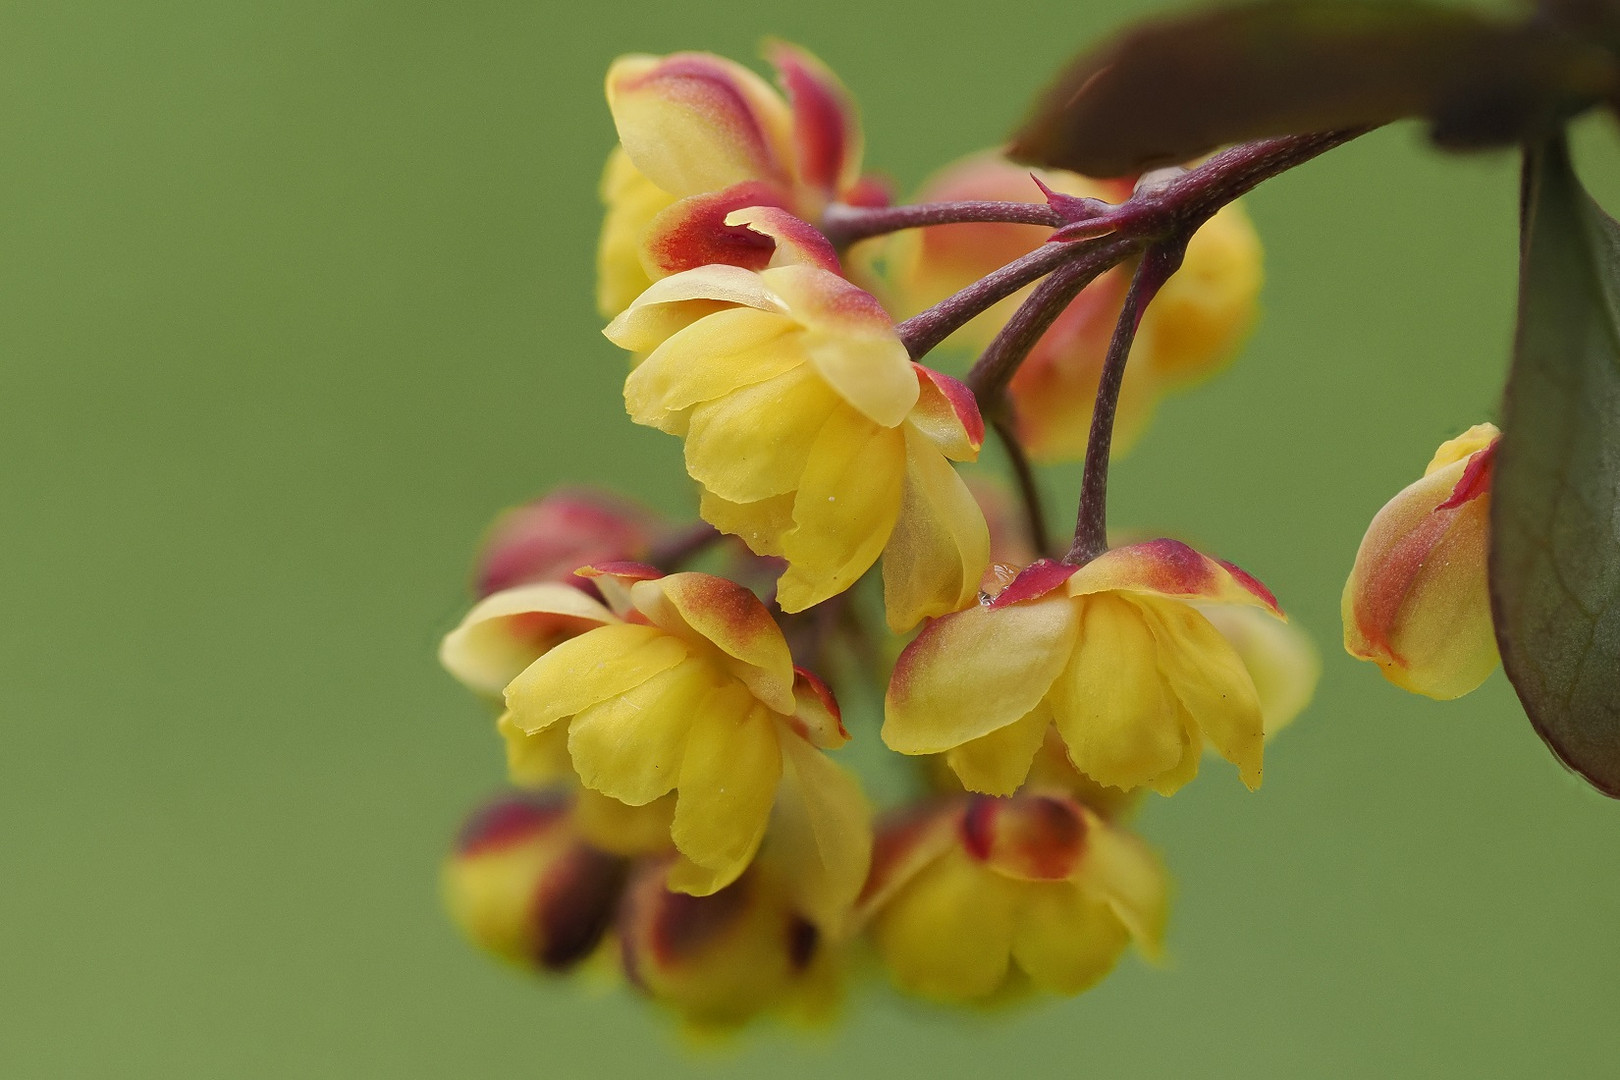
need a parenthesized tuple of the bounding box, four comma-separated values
(618, 856, 842, 1031)
(605, 262, 990, 629)
(491, 565, 870, 902)
(883, 540, 1283, 795)
(1343, 423, 1501, 699)
(598, 44, 884, 318)
(860, 793, 1166, 1004)
(883, 152, 1261, 461)
(443, 792, 630, 973)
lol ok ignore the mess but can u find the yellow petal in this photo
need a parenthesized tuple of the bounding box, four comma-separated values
(504, 623, 687, 733)
(883, 594, 1079, 754)
(1138, 596, 1264, 789)
(498, 710, 572, 788)
(1010, 882, 1128, 995)
(698, 489, 794, 556)
(1048, 594, 1185, 791)
(606, 52, 794, 197)
(771, 731, 872, 935)
(1426, 422, 1501, 474)
(764, 264, 918, 427)
(623, 305, 801, 431)
(775, 407, 905, 612)
(571, 788, 676, 857)
(439, 583, 616, 697)
(596, 147, 676, 318)
(1078, 814, 1169, 960)
(881, 424, 992, 632)
(945, 703, 1051, 796)
(1197, 602, 1320, 740)
(871, 850, 1019, 1003)
(668, 691, 783, 895)
(603, 264, 788, 355)
(566, 659, 714, 805)
(630, 572, 796, 714)
(683, 363, 841, 502)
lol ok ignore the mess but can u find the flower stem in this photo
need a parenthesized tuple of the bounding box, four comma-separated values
(965, 235, 1137, 405)
(821, 199, 1064, 247)
(1064, 245, 1182, 566)
(896, 241, 1085, 359)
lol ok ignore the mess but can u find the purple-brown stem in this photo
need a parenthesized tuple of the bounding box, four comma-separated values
(965, 236, 1137, 405)
(896, 241, 1085, 359)
(1064, 245, 1183, 566)
(821, 199, 1066, 247)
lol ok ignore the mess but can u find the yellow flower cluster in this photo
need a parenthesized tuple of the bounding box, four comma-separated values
(436, 42, 1335, 1031)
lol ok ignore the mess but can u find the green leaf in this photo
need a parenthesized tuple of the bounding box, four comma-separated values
(1007, 0, 1618, 178)
(1492, 138, 1620, 798)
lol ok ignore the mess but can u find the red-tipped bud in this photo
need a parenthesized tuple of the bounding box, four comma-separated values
(475, 489, 658, 598)
(617, 860, 835, 1029)
(1343, 424, 1500, 699)
(443, 794, 629, 972)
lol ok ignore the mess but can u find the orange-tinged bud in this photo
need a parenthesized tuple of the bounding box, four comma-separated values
(443, 793, 629, 972)
(1343, 423, 1501, 699)
(860, 794, 1165, 1005)
(618, 859, 839, 1031)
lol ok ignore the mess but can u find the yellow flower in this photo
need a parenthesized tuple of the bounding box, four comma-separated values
(883, 540, 1284, 795)
(860, 793, 1166, 1004)
(882, 151, 1261, 462)
(598, 44, 884, 318)
(605, 261, 990, 629)
(1343, 423, 1500, 699)
(473, 565, 869, 905)
(442, 792, 630, 973)
(618, 855, 844, 1032)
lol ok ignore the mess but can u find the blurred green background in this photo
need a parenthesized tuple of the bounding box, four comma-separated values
(4, 1, 1618, 1076)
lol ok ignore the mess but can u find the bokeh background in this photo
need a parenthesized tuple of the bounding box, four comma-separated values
(5, 2, 1619, 1076)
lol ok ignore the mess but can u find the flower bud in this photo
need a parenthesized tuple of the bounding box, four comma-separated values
(475, 488, 657, 598)
(443, 793, 630, 972)
(1342, 424, 1500, 699)
(617, 860, 838, 1030)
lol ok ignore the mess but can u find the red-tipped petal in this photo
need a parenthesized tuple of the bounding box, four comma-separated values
(723, 206, 842, 273)
(1437, 439, 1498, 510)
(789, 666, 848, 748)
(607, 53, 793, 197)
(766, 41, 863, 198)
(1067, 538, 1284, 617)
(987, 558, 1080, 608)
(630, 572, 795, 714)
(640, 181, 788, 278)
(576, 561, 664, 582)
(908, 365, 985, 462)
